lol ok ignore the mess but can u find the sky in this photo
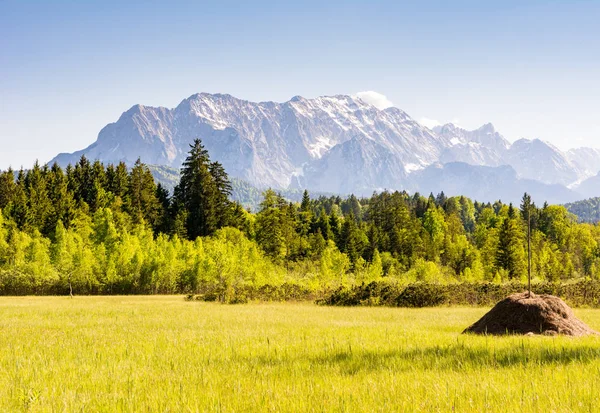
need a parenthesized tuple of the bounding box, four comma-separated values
(1, 0, 599, 169)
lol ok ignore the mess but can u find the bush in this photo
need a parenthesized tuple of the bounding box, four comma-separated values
(394, 283, 448, 307)
(317, 280, 600, 308)
(186, 282, 321, 304)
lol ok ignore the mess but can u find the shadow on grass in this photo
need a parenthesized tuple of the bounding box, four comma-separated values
(249, 340, 600, 375)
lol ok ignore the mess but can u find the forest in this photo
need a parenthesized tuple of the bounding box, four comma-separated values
(1, 139, 599, 297)
(565, 197, 600, 223)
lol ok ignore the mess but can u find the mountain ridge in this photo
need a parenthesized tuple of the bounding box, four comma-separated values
(50, 92, 600, 204)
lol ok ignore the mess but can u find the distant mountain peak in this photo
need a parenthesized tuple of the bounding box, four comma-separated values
(477, 122, 496, 133)
(434, 122, 464, 134)
(51, 92, 442, 191)
(47, 91, 600, 204)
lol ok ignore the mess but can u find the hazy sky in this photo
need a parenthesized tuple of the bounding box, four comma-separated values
(1, 0, 599, 169)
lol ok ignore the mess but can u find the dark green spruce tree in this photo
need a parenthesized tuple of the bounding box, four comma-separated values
(495, 204, 526, 279)
(106, 162, 129, 200)
(154, 183, 172, 235)
(25, 162, 53, 234)
(126, 159, 161, 227)
(8, 169, 30, 230)
(46, 163, 76, 234)
(209, 160, 234, 228)
(338, 212, 367, 266)
(173, 139, 236, 239)
(70, 156, 95, 207)
(0, 168, 16, 210)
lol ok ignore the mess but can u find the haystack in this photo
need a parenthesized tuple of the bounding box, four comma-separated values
(463, 292, 597, 336)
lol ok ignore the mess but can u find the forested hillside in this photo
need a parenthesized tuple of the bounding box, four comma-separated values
(1, 139, 600, 296)
(565, 197, 600, 223)
(147, 164, 333, 212)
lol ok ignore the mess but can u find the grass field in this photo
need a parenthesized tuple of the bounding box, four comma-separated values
(1, 297, 600, 412)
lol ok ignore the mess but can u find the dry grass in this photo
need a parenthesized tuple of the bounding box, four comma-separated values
(464, 292, 598, 336)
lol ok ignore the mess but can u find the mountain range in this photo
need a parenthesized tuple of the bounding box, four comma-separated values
(51, 93, 600, 205)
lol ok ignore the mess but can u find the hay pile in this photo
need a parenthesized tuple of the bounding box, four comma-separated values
(463, 292, 597, 336)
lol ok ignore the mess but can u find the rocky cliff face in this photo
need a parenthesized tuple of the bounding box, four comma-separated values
(50, 92, 600, 203)
(53, 93, 446, 190)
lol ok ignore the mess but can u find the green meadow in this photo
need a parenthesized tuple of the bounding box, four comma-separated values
(1, 296, 600, 412)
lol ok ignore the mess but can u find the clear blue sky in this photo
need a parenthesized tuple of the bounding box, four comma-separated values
(1, 0, 599, 169)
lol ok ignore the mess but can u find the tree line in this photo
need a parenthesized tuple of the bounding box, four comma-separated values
(1, 139, 599, 295)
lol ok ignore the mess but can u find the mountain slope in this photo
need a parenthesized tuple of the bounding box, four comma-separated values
(50, 92, 600, 203)
(53, 105, 176, 167)
(435, 123, 584, 187)
(292, 135, 409, 195)
(572, 171, 600, 199)
(506, 139, 579, 186)
(566, 147, 600, 182)
(411, 162, 579, 205)
(564, 197, 600, 223)
(52, 93, 445, 191)
(436, 123, 510, 166)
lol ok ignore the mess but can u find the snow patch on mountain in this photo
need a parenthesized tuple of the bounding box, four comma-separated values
(307, 136, 335, 158)
(49, 92, 600, 202)
(52, 93, 445, 193)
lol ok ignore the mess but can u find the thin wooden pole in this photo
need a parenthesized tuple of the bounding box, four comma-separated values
(528, 208, 531, 297)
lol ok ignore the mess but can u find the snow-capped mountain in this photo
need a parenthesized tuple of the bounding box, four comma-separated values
(505, 139, 579, 186)
(436, 123, 510, 167)
(292, 135, 410, 194)
(50, 92, 600, 203)
(52, 93, 445, 190)
(435, 123, 583, 186)
(566, 147, 600, 182)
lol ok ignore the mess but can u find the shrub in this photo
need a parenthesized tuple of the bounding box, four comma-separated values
(317, 280, 600, 308)
(394, 283, 448, 307)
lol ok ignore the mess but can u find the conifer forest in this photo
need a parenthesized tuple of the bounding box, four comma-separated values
(0, 139, 598, 298)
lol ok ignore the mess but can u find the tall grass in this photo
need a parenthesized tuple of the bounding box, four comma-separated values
(1, 297, 599, 412)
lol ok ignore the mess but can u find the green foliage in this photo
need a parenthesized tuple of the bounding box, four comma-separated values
(320, 279, 600, 308)
(126, 159, 161, 227)
(173, 140, 221, 238)
(1, 150, 600, 297)
(338, 212, 367, 266)
(565, 196, 600, 223)
(404, 258, 450, 283)
(495, 205, 526, 279)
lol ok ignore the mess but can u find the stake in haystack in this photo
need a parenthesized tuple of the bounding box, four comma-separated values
(463, 193, 597, 337)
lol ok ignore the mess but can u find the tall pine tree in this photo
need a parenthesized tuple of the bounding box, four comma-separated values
(173, 139, 235, 239)
(495, 204, 526, 279)
(126, 159, 160, 227)
(0, 168, 16, 210)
